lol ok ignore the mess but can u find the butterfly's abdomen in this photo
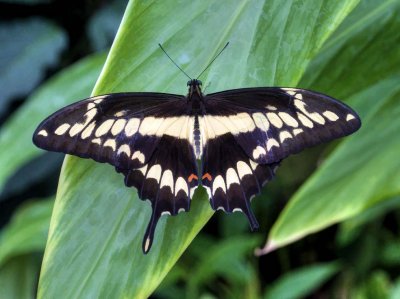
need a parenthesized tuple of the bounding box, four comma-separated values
(193, 115, 202, 159)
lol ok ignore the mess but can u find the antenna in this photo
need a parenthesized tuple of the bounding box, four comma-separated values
(197, 42, 229, 79)
(158, 42, 230, 80)
(158, 43, 192, 80)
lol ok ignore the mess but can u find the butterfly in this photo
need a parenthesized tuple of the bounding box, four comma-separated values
(33, 45, 361, 254)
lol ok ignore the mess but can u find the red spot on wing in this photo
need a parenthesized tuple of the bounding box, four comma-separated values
(202, 173, 212, 181)
(188, 174, 198, 182)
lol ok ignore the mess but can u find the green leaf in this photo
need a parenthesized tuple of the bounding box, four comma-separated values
(260, 0, 400, 253)
(351, 271, 391, 299)
(0, 198, 53, 266)
(0, 53, 106, 195)
(38, 1, 359, 298)
(0, 255, 41, 299)
(263, 262, 339, 299)
(186, 235, 261, 299)
(0, 18, 67, 116)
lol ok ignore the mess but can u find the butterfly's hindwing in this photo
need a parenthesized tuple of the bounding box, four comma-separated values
(120, 135, 198, 253)
(201, 133, 279, 230)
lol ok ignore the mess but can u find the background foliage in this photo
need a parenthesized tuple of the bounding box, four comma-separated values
(0, 0, 399, 298)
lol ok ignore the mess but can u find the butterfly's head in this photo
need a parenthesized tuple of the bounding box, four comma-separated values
(187, 79, 202, 87)
(187, 79, 203, 98)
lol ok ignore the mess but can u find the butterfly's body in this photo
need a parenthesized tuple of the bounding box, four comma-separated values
(33, 79, 361, 253)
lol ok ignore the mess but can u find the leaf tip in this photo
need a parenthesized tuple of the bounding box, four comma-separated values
(254, 239, 278, 257)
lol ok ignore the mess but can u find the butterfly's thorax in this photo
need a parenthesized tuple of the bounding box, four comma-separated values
(187, 79, 205, 159)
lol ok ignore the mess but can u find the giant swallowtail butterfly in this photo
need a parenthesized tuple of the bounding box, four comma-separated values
(33, 47, 361, 254)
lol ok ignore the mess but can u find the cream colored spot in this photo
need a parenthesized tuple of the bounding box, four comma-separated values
(236, 161, 252, 179)
(146, 164, 162, 182)
(87, 103, 96, 110)
(144, 238, 150, 253)
(175, 177, 188, 196)
(308, 112, 325, 124)
(323, 111, 339, 121)
(346, 114, 355, 121)
(294, 100, 325, 125)
(249, 159, 258, 171)
(137, 164, 148, 175)
(296, 112, 313, 128)
(178, 208, 186, 213)
(38, 130, 48, 137)
(111, 119, 127, 136)
(279, 112, 298, 127)
(70, 109, 98, 136)
(164, 117, 190, 138)
(160, 170, 174, 190)
(252, 146, 266, 159)
(226, 168, 240, 188)
(93, 98, 104, 104)
(217, 207, 226, 211)
(293, 128, 304, 136)
(161, 211, 171, 216)
(117, 144, 131, 157)
(190, 186, 197, 198)
(81, 122, 96, 139)
(282, 88, 297, 96)
(104, 139, 116, 151)
(228, 113, 256, 133)
(267, 113, 283, 128)
(252, 112, 270, 131)
(95, 119, 114, 137)
(201, 113, 256, 140)
(139, 117, 166, 136)
(212, 175, 226, 195)
(266, 105, 278, 110)
(91, 138, 102, 145)
(204, 186, 212, 199)
(279, 131, 292, 143)
(296, 94, 303, 100)
(114, 110, 127, 117)
(202, 115, 229, 138)
(233, 208, 243, 213)
(55, 123, 70, 135)
(69, 124, 85, 137)
(125, 118, 140, 136)
(132, 150, 145, 163)
(266, 138, 280, 150)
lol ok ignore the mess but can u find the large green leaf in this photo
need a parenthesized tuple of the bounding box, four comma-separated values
(260, 0, 400, 253)
(38, 1, 359, 298)
(0, 53, 106, 195)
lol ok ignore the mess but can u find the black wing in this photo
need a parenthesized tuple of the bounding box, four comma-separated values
(199, 87, 361, 228)
(33, 92, 199, 253)
(33, 92, 189, 169)
(201, 87, 361, 164)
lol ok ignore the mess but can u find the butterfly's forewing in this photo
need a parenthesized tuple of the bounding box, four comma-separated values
(33, 92, 186, 169)
(33, 92, 199, 253)
(201, 88, 361, 164)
